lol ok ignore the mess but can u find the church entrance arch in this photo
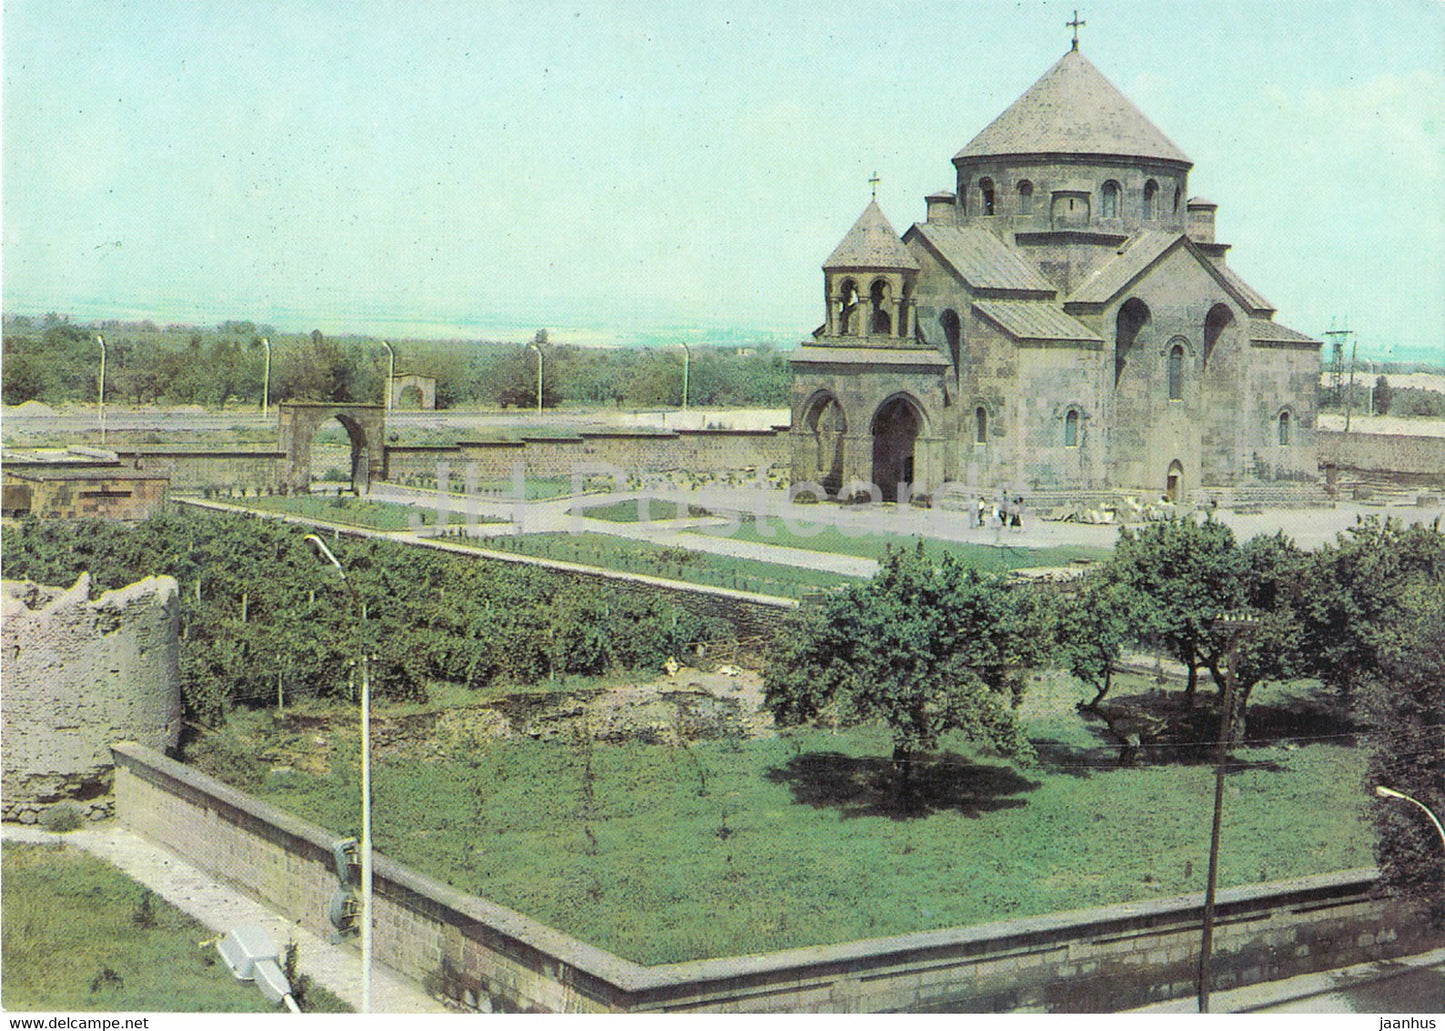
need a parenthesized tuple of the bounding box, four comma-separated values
(803, 392, 847, 497)
(1165, 459, 1185, 503)
(278, 402, 386, 495)
(871, 395, 923, 503)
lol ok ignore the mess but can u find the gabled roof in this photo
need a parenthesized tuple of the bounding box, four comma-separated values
(824, 200, 920, 271)
(1218, 264, 1274, 314)
(1068, 231, 1181, 305)
(972, 301, 1104, 344)
(907, 223, 1056, 294)
(1248, 319, 1319, 346)
(1066, 231, 1276, 317)
(956, 49, 1190, 166)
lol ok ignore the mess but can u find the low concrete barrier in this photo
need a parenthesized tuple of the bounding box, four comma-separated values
(111, 743, 1441, 1013)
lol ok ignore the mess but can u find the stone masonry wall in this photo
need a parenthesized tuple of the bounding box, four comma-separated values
(384, 429, 790, 487)
(3, 575, 181, 822)
(113, 742, 1442, 1013)
(1317, 430, 1445, 486)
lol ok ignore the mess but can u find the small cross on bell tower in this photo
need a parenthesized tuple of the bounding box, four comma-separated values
(869, 171, 881, 200)
(1067, 9, 1086, 51)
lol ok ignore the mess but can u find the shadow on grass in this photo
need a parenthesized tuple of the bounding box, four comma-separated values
(1076, 688, 1347, 769)
(766, 750, 1040, 820)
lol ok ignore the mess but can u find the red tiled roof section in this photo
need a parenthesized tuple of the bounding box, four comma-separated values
(956, 50, 1191, 166)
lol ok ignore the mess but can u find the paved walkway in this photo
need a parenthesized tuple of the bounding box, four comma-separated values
(1129, 946, 1445, 1013)
(3, 823, 446, 1014)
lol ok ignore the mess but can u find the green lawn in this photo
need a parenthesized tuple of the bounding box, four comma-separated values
(577, 498, 714, 523)
(1, 842, 350, 1012)
(694, 519, 1112, 572)
(469, 531, 856, 597)
(230, 676, 1373, 967)
(232, 494, 505, 531)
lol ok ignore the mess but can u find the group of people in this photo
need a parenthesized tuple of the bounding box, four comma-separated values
(970, 492, 1026, 533)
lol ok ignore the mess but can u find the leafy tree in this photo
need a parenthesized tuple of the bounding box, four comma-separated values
(1102, 516, 1244, 705)
(1362, 580, 1445, 918)
(764, 546, 1042, 798)
(1299, 516, 1445, 707)
(1373, 374, 1393, 416)
(1058, 575, 1142, 710)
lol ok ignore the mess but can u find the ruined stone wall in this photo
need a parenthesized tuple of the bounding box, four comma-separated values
(2, 574, 182, 822)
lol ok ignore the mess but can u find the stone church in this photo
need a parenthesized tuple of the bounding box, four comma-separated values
(790, 44, 1321, 503)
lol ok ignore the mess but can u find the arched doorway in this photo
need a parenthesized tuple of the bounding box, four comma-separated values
(278, 402, 386, 494)
(803, 393, 847, 496)
(871, 395, 922, 503)
(1165, 459, 1185, 503)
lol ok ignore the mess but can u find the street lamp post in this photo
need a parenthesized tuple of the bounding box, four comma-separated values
(679, 342, 690, 411)
(95, 335, 107, 445)
(1375, 785, 1445, 852)
(261, 337, 271, 418)
(304, 534, 372, 1014)
(1198, 611, 1259, 1013)
(381, 341, 395, 414)
(527, 341, 544, 414)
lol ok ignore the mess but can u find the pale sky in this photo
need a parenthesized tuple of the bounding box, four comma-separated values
(3, 0, 1443, 359)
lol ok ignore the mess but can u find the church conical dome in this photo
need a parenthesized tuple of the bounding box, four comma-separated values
(955, 49, 1190, 167)
(823, 200, 920, 271)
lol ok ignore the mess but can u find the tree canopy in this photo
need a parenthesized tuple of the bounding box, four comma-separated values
(764, 546, 1045, 795)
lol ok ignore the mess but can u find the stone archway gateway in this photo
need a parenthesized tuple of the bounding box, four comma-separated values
(278, 402, 386, 494)
(871, 395, 923, 503)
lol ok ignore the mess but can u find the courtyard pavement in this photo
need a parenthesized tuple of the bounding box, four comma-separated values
(2, 822, 446, 1014)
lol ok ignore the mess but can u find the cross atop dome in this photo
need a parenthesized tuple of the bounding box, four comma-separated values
(1067, 10, 1085, 51)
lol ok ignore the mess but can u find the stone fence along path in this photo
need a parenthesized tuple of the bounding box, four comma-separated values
(112, 741, 1444, 1014)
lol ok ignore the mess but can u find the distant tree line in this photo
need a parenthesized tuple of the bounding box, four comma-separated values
(0, 315, 792, 410)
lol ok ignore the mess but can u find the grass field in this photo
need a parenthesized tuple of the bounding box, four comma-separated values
(1, 842, 350, 1012)
(469, 531, 857, 597)
(225, 674, 1374, 967)
(694, 519, 1112, 571)
(577, 498, 714, 523)
(232, 494, 505, 531)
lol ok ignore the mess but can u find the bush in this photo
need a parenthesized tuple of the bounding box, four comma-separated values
(40, 802, 84, 833)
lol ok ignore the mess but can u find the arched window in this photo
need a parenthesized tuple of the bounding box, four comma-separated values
(1017, 180, 1034, 215)
(1278, 410, 1292, 446)
(1144, 180, 1159, 219)
(838, 278, 859, 335)
(1064, 408, 1080, 447)
(1115, 298, 1150, 387)
(1168, 344, 1185, 400)
(1101, 181, 1120, 219)
(869, 279, 892, 335)
(1203, 303, 1234, 368)
(1172, 185, 1182, 214)
(975, 405, 988, 444)
(980, 178, 995, 216)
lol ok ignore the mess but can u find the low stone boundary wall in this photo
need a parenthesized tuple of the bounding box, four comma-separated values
(383, 428, 790, 486)
(1318, 430, 1445, 487)
(111, 743, 1441, 1013)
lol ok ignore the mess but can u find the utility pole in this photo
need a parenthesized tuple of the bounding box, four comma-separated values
(1198, 611, 1259, 1013)
(380, 341, 395, 413)
(1324, 326, 1351, 412)
(528, 340, 544, 414)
